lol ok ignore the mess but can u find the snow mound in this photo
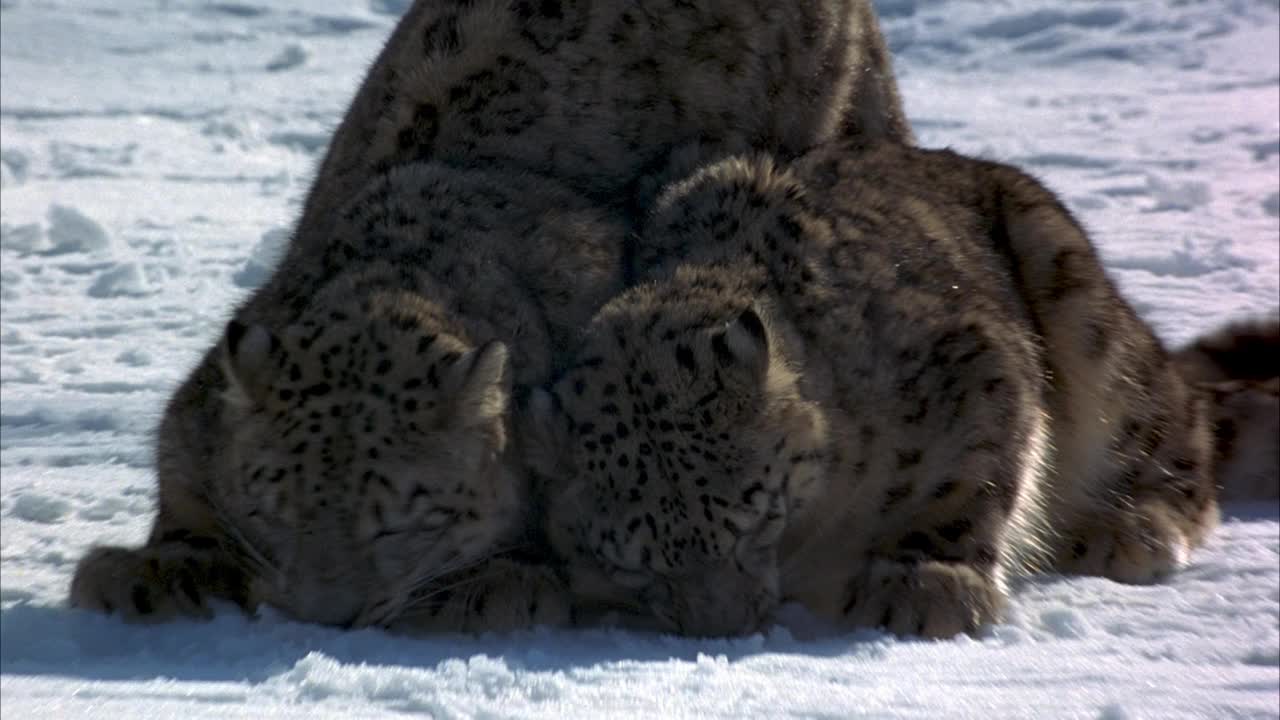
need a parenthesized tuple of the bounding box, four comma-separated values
(233, 227, 290, 289)
(0, 222, 44, 254)
(265, 44, 307, 72)
(0, 205, 112, 256)
(47, 204, 112, 255)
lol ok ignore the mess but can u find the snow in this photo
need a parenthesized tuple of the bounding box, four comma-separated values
(1, 0, 1277, 718)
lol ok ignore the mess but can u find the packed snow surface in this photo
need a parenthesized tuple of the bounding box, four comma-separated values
(2, 0, 1277, 718)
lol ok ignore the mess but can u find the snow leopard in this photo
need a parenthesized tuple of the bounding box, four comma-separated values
(298, 0, 911, 239)
(524, 140, 1253, 638)
(70, 0, 911, 632)
(71, 164, 623, 632)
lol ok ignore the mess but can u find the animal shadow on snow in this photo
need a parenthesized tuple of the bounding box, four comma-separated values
(0, 601, 878, 683)
(2, 503, 1271, 682)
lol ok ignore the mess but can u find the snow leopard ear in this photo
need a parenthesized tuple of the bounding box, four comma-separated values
(447, 340, 511, 429)
(713, 307, 770, 386)
(222, 320, 282, 407)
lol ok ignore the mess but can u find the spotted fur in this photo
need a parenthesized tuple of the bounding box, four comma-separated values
(70, 0, 910, 632)
(71, 166, 620, 632)
(527, 141, 1227, 638)
(300, 0, 910, 237)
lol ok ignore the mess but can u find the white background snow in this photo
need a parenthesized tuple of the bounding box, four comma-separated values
(1, 0, 1278, 717)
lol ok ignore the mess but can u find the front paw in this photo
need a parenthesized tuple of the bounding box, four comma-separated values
(465, 559, 573, 632)
(389, 559, 573, 634)
(1054, 504, 1190, 584)
(842, 558, 1005, 638)
(70, 544, 217, 622)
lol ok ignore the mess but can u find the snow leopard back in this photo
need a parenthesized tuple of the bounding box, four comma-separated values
(295, 0, 909, 244)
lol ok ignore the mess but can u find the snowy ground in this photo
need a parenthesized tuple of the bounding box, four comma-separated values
(1, 0, 1278, 717)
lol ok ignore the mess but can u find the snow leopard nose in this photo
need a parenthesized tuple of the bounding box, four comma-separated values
(283, 583, 366, 627)
(278, 554, 371, 627)
(670, 562, 778, 637)
(675, 601, 764, 637)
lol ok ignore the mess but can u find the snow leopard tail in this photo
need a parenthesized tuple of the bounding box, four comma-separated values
(1174, 315, 1280, 384)
(1174, 316, 1280, 502)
